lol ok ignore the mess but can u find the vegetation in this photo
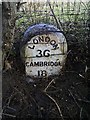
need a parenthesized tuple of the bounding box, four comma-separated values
(2, 1, 90, 119)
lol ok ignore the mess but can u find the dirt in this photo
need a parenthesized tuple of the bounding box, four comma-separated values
(2, 63, 90, 119)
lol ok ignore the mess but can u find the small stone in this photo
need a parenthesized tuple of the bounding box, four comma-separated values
(26, 77, 34, 83)
(40, 107, 44, 110)
(62, 98, 64, 100)
(34, 84, 36, 87)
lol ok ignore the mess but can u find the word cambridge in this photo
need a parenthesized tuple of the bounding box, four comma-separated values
(25, 61, 61, 67)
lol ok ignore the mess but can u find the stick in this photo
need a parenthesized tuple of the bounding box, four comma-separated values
(44, 79, 55, 92)
(78, 99, 90, 103)
(47, 0, 63, 31)
(2, 113, 16, 118)
(68, 89, 89, 118)
(68, 89, 80, 108)
(45, 93, 64, 120)
(80, 107, 83, 120)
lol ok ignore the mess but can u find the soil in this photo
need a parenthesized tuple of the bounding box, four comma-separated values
(2, 60, 90, 119)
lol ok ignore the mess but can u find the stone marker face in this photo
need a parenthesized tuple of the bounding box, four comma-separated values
(24, 32, 67, 78)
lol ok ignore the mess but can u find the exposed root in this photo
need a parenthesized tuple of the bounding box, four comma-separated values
(2, 113, 16, 118)
(45, 93, 64, 120)
(68, 89, 80, 108)
(44, 79, 55, 92)
(80, 107, 83, 120)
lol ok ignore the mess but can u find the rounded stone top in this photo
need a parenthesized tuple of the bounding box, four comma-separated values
(20, 23, 64, 48)
(20, 23, 67, 79)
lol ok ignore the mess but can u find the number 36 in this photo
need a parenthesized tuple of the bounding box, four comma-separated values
(36, 49, 50, 57)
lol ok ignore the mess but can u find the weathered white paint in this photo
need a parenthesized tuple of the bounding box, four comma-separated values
(25, 32, 67, 78)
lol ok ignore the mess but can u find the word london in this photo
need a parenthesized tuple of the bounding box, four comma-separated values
(26, 61, 61, 67)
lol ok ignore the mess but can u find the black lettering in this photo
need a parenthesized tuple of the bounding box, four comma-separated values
(58, 62, 61, 65)
(38, 36, 44, 42)
(25, 61, 61, 67)
(36, 49, 50, 57)
(48, 62, 51, 66)
(34, 62, 39, 66)
(33, 38, 38, 44)
(39, 62, 43, 66)
(25, 62, 29, 67)
(50, 40, 56, 45)
(45, 36, 50, 43)
(50, 61, 54, 66)
(50, 40, 59, 50)
(43, 50, 50, 57)
(53, 44, 59, 50)
(38, 70, 40, 76)
(28, 45, 35, 49)
(30, 62, 33, 66)
(54, 62, 57, 66)
(42, 70, 47, 76)
(44, 61, 48, 66)
(38, 70, 47, 77)
(36, 50, 42, 57)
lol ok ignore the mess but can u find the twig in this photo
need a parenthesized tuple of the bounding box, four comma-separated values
(45, 93, 64, 120)
(2, 113, 16, 118)
(68, 89, 89, 119)
(15, 87, 41, 117)
(80, 107, 83, 120)
(79, 74, 85, 79)
(7, 92, 17, 106)
(66, 50, 71, 55)
(4, 23, 15, 63)
(68, 89, 89, 118)
(65, 105, 74, 120)
(64, 71, 86, 80)
(44, 79, 55, 92)
(68, 89, 80, 108)
(13, 87, 28, 105)
(6, 106, 16, 112)
(63, 50, 71, 60)
(0, 115, 2, 119)
(75, 82, 84, 85)
(47, 0, 63, 31)
(77, 98, 90, 103)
